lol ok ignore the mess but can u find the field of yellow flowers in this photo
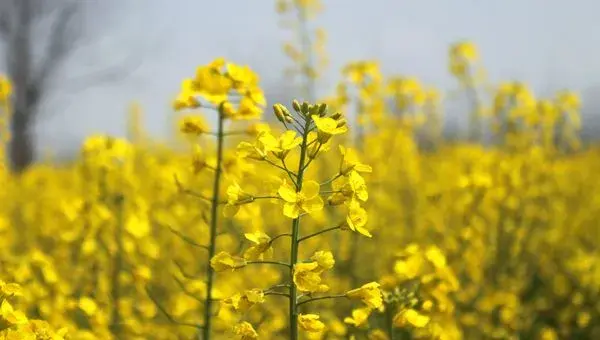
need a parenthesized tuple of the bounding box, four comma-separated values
(1, 2, 600, 340)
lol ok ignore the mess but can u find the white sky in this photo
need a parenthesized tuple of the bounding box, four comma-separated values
(9, 0, 600, 156)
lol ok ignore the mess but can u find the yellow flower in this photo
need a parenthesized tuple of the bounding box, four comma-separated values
(223, 289, 265, 312)
(278, 180, 324, 219)
(224, 182, 254, 217)
(246, 122, 271, 137)
(78, 297, 98, 316)
(298, 314, 326, 333)
(339, 145, 372, 175)
(0, 75, 12, 101)
(393, 308, 430, 328)
(0, 300, 28, 325)
(237, 133, 275, 160)
(179, 115, 210, 135)
(341, 200, 371, 237)
(368, 329, 390, 340)
(307, 131, 331, 158)
(226, 63, 258, 88)
(347, 171, 369, 201)
(293, 262, 326, 293)
(311, 251, 335, 271)
(173, 79, 201, 111)
(538, 327, 559, 340)
(346, 282, 383, 309)
(275, 131, 303, 159)
(425, 246, 446, 268)
(235, 96, 263, 120)
(344, 307, 372, 328)
(233, 321, 259, 339)
(0, 281, 22, 297)
(125, 213, 150, 239)
(244, 231, 273, 260)
(332, 171, 369, 203)
(210, 251, 247, 272)
(312, 115, 348, 142)
(256, 130, 302, 160)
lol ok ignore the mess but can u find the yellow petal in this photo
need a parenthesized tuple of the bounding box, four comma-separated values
(278, 181, 298, 203)
(302, 181, 321, 199)
(283, 202, 300, 219)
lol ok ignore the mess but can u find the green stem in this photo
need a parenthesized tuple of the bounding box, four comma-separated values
(466, 77, 481, 143)
(289, 118, 312, 340)
(110, 194, 124, 336)
(385, 302, 395, 340)
(202, 111, 225, 340)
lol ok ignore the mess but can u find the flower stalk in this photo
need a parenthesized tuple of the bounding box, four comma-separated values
(202, 106, 226, 340)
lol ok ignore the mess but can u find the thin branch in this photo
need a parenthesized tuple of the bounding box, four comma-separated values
(174, 174, 226, 204)
(320, 173, 342, 186)
(60, 51, 143, 92)
(35, 1, 80, 87)
(164, 224, 209, 250)
(206, 131, 247, 137)
(266, 283, 291, 291)
(269, 233, 292, 245)
(265, 291, 290, 298)
(302, 142, 322, 171)
(319, 190, 341, 195)
(173, 260, 203, 280)
(145, 286, 204, 330)
(264, 157, 297, 177)
(297, 294, 347, 307)
(247, 261, 291, 269)
(172, 275, 205, 304)
(298, 226, 341, 243)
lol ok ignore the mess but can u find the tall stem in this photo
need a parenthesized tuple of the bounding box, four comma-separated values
(466, 79, 481, 143)
(385, 302, 395, 340)
(202, 113, 225, 340)
(289, 118, 311, 340)
(110, 193, 124, 336)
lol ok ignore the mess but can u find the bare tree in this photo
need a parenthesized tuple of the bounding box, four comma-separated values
(0, 0, 136, 172)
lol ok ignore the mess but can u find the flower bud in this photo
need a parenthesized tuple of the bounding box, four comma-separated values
(292, 99, 301, 112)
(301, 102, 310, 115)
(273, 104, 286, 123)
(331, 112, 343, 120)
(309, 105, 320, 116)
(318, 103, 328, 116)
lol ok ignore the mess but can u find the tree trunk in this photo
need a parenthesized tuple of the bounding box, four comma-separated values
(9, 108, 34, 172)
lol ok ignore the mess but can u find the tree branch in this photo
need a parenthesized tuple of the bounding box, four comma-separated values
(34, 1, 80, 87)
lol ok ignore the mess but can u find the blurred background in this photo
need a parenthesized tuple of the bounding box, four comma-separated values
(1, 0, 600, 162)
(2, 2, 600, 339)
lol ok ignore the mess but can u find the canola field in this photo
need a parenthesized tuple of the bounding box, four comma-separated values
(1, 2, 599, 340)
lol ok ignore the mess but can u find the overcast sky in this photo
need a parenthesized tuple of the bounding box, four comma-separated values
(9, 0, 600, 156)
